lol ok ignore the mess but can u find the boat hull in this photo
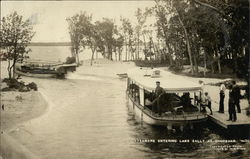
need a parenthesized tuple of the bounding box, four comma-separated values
(15, 69, 60, 78)
(127, 93, 207, 127)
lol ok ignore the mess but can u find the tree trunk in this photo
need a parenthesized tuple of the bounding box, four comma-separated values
(176, 11, 194, 75)
(193, 45, 199, 74)
(90, 48, 96, 66)
(218, 57, 221, 74)
(166, 43, 173, 66)
(125, 37, 128, 61)
(12, 61, 16, 79)
(233, 51, 238, 73)
(131, 49, 134, 61)
(118, 48, 121, 61)
(142, 34, 147, 60)
(204, 52, 206, 77)
(215, 49, 222, 74)
(193, 52, 198, 74)
(75, 47, 80, 66)
(115, 50, 117, 61)
(137, 32, 140, 60)
(76, 53, 80, 66)
(7, 59, 12, 79)
(211, 57, 215, 74)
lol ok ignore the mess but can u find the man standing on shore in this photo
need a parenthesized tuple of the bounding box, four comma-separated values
(219, 83, 226, 113)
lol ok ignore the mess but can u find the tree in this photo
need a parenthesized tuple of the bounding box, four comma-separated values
(0, 12, 35, 79)
(120, 17, 134, 61)
(75, 12, 99, 66)
(113, 34, 124, 61)
(135, 8, 152, 61)
(66, 14, 84, 66)
(95, 18, 118, 60)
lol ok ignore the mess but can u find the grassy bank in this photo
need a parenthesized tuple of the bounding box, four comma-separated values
(0, 91, 48, 131)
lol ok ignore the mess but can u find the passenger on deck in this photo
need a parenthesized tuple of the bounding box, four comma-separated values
(155, 81, 165, 97)
(200, 92, 213, 115)
(181, 93, 192, 111)
(153, 81, 165, 115)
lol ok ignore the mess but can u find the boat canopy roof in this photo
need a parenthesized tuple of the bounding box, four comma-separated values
(127, 68, 201, 93)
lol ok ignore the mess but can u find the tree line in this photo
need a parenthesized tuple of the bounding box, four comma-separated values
(67, 0, 249, 81)
(0, 0, 248, 82)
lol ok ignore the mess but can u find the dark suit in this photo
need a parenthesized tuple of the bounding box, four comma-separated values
(232, 85, 241, 113)
(219, 90, 225, 113)
(228, 90, 237, 121)
(154, 86, 165, 115)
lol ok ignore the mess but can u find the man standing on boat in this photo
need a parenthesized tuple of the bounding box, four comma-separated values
(153, 81, 165, 115)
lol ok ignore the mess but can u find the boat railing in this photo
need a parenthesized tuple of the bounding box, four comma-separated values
(145, 105, 206, 120)
(23, 59, 63, 66)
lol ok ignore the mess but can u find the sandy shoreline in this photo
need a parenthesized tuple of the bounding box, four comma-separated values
(0, 90, 48, 159)
(1, 91, 48, 131)
(1, 60, 49, 158)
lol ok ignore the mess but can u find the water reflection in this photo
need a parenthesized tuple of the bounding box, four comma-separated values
(125, 98, 231, 159)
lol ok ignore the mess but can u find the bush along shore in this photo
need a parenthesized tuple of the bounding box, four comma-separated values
(1, 78, 38, 92)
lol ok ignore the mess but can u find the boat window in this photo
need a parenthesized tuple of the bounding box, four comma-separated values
(144, 89, 154, 106)
(146, 92, 199, 113)
(179, 92, 198, 106)
(128, 80, 140, 103)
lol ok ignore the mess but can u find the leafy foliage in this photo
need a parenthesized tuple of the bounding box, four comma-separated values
(0, 12, 35, 79)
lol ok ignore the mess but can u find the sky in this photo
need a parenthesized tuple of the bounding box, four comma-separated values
(1, 1, 155, 42)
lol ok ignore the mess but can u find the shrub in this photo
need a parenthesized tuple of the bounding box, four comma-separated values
(1, 78, 38, 92)
(65, 56, 76, 64)
(3, 78, 25, 89)
(26, 82, 38, 91)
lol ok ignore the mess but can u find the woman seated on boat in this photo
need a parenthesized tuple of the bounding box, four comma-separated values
(180, 93, 199, 112)
(180, 93, 192, 106)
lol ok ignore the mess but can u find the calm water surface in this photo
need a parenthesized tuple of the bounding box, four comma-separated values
(8, 46, 249, 159)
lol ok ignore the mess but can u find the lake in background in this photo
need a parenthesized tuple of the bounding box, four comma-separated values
(28, 45, 145, 63)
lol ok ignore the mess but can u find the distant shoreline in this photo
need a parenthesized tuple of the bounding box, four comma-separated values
(28, 42, 71, 46)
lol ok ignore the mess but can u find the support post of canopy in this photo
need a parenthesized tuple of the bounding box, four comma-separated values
(180, 125, 184, 132)
(167, 124, 172, 130)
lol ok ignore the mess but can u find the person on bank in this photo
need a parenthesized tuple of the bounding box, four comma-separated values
(228, 85, 237, 122)
(153, 81, 165, 115)
(219, 83, 226, 113)
(200, 92, 213, 115)
(232, 80, 241, 113)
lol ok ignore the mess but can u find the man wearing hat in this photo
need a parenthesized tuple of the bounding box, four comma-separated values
(153, 81, 165, 115)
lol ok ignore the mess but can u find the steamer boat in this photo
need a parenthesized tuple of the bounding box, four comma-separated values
(127, 68, 208, 130)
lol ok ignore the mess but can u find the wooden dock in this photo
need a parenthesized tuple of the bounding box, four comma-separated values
(208, 110, 250, 129)
(208, 99, 250, 129)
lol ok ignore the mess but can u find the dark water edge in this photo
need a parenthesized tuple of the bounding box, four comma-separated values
(126, 100, 250, 159)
